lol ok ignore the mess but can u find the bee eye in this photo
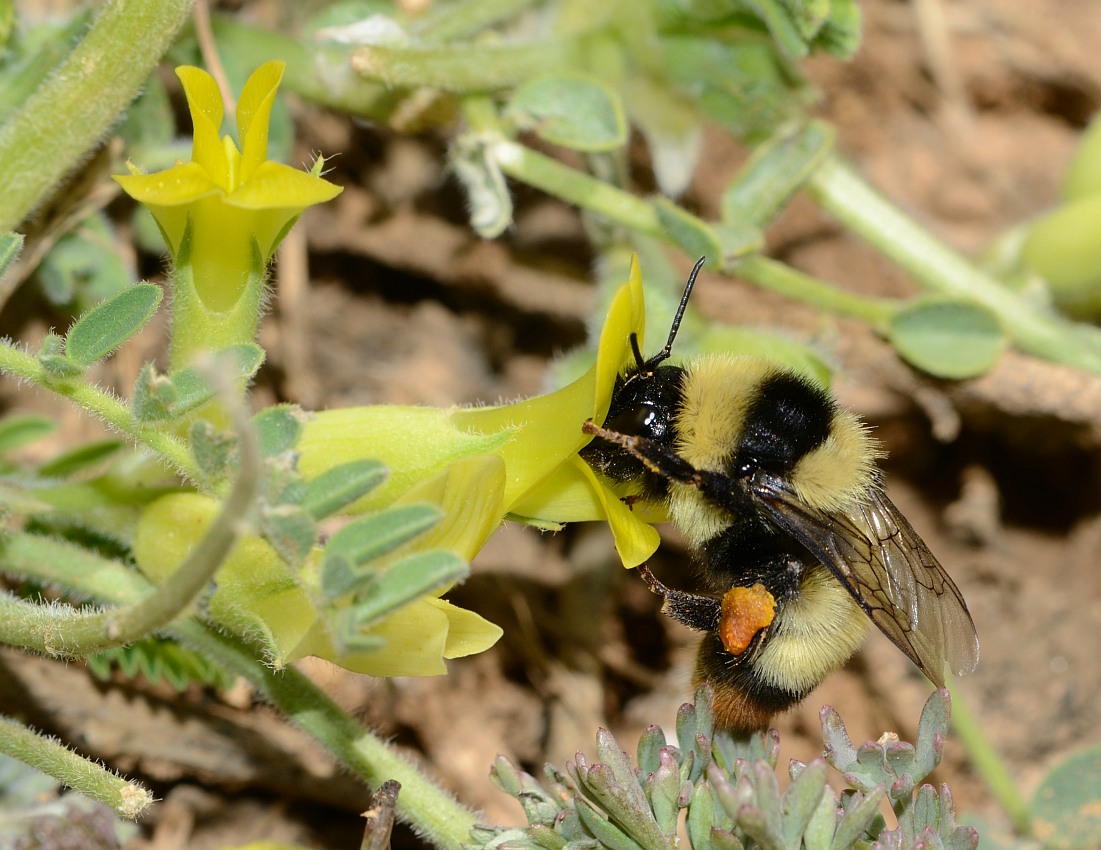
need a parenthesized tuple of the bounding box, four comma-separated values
(607, 402, 669, 440)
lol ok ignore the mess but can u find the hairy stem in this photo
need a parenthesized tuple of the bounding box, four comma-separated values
(0, 340, 196, 478)
(3, 538, 480, 850)
(0, 375, 258, 656)
(0, 715, 153, 818)
(946, 680, 1033, 836)
(808, 154, 1101, 372)
(171, 623, 480, 850)
(351, 39, 579, 92)
(412, 0, 544, 42)
(736, 254, 898, 327)
(0, 0, 194, 230)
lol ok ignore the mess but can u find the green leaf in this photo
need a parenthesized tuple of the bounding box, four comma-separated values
(653, 197, 722, 262)
(131, 362, 176, 421)
(322, 503, 444, 597)
(721, 121, 835, 227)
(888, 299, 1007, 379)
(39, 439, 124, 478)
(348, 549, 468, 628)
(87, 637, 237, 692)
(451, 134, 513, 238)
(801, 781, 835, 850)
(65, 283, 161, 365)
(709, 828, 746, 850)
(745, 0, 809, 58)
(260, 504, 317, 565)
(37, 333, 82, 380)
(574, 797, 646, 850)
(914, 688, 951, 781)
(1031, 747, 1101, 850)
(116, 71, 174, 152)
(0, 231, 23, 278)
(646, 750, 684, 838)
(506, 73, 627, 152)
(254, 405, 305, 458)
(686, 782, 719, 849)
(830, 787, 885, 850)
(713, 222, 764, 264)
(328, 504, 442, 566)
(0, 414, 55, 455)
(162, 344, 266, 419)
(190, 420, 235, 480)
(302, 459, 388, 520)
(783, 0, 830, 40)
(663, 38, 798, 145)
(780, 761, 827, 847)
(815, 0, 862, 59)
(636, 725, 666, 779)
(38, 216, 131, 308)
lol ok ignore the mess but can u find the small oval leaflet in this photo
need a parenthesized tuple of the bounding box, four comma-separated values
(1031, 746, 1101, 850)
(888, 299, 1006, 379)
(65, 283, 162, 366)
(0, 414, 56, 455)
(505, 73, 627, 153)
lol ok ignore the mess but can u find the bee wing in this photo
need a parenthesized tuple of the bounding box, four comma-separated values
(753, 476, 979, 687)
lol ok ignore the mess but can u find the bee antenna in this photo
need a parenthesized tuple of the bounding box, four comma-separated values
(629, 333, 647, 373)
(647, 256, 705, 369)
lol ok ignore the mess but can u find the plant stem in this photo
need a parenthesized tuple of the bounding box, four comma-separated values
(736, 254, 898, 326)
(491, 138, 664, 236)
(0, 340, 196, 479)
(0, 380, 258, 656)
(808, 153, 1101, 372)
(490, 138, 902, 327)
(413, 0, 545, 42)
(10, 536, 481, 850)
(0, 715, 153, 818)
(210, 17, 398, 119)
(0, 0, 194, 231)
(946, 679, 1033, 836)
(351, 39, 579, 92)
(171, 623, 480, 850)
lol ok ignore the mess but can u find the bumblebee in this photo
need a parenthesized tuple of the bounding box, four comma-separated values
(580, 259, 979, 732)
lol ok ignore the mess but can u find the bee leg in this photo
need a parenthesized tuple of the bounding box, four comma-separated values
(582, 420, 742, 510)
(583, 420, 699, 479)
(636, 564, 721, 633)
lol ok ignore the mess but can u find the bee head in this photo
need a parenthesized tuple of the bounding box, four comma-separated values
(580, 258, 705, 483)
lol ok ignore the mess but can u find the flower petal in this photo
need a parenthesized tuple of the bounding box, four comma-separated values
(387, 455, 505, 562)
(573, 458, 663, 567)
(236, 61, 285, 184)
(429, 596, 504, 659)
(593, 255, 646, 413)
(114, 162, 221, 254)
(176, 66, 229, 189)
(332, 599, 451, 676)
(445, 261, 645, 513)
(226, 161, 344, 209)
(298, 405, 514, 511)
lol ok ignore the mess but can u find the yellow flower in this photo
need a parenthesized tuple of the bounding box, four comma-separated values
(131, 258, 664, 677)
(133, 455, 506, 677)
(298, 255, 663, 569)
(114, 62, 342, 363)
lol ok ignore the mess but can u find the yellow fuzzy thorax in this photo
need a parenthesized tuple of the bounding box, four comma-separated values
(672, 355, 880, 511)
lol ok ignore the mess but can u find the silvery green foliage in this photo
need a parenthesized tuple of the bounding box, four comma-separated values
(473, 688, 977, 850)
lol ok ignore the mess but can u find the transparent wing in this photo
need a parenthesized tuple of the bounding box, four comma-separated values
(753, 476, 980, 686)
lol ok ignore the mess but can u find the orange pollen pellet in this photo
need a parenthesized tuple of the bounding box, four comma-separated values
(718, 583, 776, 655)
